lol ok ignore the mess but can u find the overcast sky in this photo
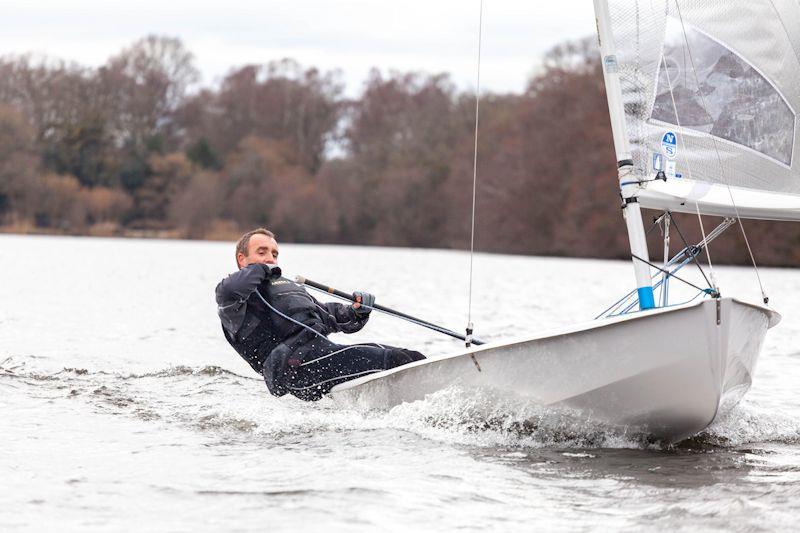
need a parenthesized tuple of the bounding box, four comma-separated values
(0, 0, 598, 95)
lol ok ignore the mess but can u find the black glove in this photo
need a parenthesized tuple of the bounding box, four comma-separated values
(261, 264, 282, 279)
(352, 291, 375, 318)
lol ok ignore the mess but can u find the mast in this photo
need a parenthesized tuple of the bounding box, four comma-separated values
(593, 0, 655, 310)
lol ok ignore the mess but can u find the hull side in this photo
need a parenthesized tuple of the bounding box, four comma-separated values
(717, 299, 773, 414)
(331, 298, 776, 441)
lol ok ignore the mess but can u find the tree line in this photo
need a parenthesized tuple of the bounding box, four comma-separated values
(0, 35, 797, 266)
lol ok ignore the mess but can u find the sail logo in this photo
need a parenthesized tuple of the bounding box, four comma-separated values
(661, 131, 678, 159)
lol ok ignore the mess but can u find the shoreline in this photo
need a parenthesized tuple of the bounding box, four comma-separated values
(2, 226, 796, 268)
(0, 220, 241, 242)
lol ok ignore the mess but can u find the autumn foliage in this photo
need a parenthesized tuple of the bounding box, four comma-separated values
(0, 35, 797, 265)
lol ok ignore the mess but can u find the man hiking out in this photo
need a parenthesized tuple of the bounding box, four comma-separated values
(215, 228, 426, 401)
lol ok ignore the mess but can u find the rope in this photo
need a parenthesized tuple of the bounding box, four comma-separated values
(254, 289, 328, 342)
(260, 283, 472, 347)
(673, 0, 767, 302)
(466, 0, 484, 343)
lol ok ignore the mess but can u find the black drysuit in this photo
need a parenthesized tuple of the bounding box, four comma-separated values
(215, 263, 425, 401)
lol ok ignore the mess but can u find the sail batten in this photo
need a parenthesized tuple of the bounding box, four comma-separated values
(605, 0, 800, 220)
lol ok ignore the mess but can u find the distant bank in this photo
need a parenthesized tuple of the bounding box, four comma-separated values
(3, 216, 799, 268)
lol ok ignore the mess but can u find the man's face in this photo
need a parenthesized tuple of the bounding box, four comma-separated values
(237, 234, 279, 269)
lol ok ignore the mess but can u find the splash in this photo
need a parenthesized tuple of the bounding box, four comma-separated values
(699, 401, 800, 446)
(340, 386, 800, 450)
(5, 360, 800, 450)
(370, 386, 647, 449)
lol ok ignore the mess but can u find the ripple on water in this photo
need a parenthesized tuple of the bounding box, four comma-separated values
(4, 359, 800, 451)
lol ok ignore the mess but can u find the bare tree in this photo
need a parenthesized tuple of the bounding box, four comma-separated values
(102, 35, 199, 150)
(179, 59, 342, 173)
(342, 70, 460, 245)
(0, 103, 38, 223)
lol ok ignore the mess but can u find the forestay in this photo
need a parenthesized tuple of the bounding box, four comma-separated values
(604, 0, 800, 220)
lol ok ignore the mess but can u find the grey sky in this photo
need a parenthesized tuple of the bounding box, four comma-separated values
(0, 1, 598, 95)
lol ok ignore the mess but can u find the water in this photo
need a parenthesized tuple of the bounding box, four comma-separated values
(2, 234, 800, 531)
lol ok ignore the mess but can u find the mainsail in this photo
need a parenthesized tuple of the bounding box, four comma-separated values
(604, 0, 800, 220)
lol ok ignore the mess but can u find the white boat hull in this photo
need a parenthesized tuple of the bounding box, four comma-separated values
(330, 298, 779, 442)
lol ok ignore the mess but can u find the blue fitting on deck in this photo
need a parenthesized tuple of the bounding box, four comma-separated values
(637, 287, 655, 310)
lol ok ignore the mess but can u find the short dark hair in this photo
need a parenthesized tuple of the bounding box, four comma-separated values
(235, 228, 275, 268)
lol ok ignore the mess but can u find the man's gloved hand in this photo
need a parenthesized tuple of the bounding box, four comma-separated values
(352, 291, 375, 318)
(261, 264, 282, 279)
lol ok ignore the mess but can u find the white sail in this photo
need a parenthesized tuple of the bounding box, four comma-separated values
(604, 0, 800, 220)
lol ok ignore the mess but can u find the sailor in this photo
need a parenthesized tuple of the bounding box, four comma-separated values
(215, 228, 426, 401)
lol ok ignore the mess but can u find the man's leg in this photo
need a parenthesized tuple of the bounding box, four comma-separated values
(383, 345, 426, 368)
(281, 337, 425, 401)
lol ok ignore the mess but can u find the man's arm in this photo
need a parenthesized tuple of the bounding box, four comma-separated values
(311, 292, 374, 334)
(215, 264, 274, 336)
(216, 264, 274, 303)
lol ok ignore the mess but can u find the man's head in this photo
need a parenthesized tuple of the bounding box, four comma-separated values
(235, 228, 279, 269)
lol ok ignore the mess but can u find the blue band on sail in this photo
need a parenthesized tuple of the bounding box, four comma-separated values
(638, 287, 655, 310)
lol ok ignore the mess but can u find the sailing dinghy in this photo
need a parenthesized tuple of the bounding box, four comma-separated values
(330, 0, 797, 442)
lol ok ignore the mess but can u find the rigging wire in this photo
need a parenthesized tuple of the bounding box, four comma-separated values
(658, 35, 718, 293)
(465, 0, 484, 346)
(672, 0, 768, 302)
(631, 254, 717, 295)
(669, 212, 714, 289)
(595, 213, 732, 319)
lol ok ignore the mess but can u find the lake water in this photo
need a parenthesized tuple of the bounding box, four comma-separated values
(2, 234, 799, 531)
